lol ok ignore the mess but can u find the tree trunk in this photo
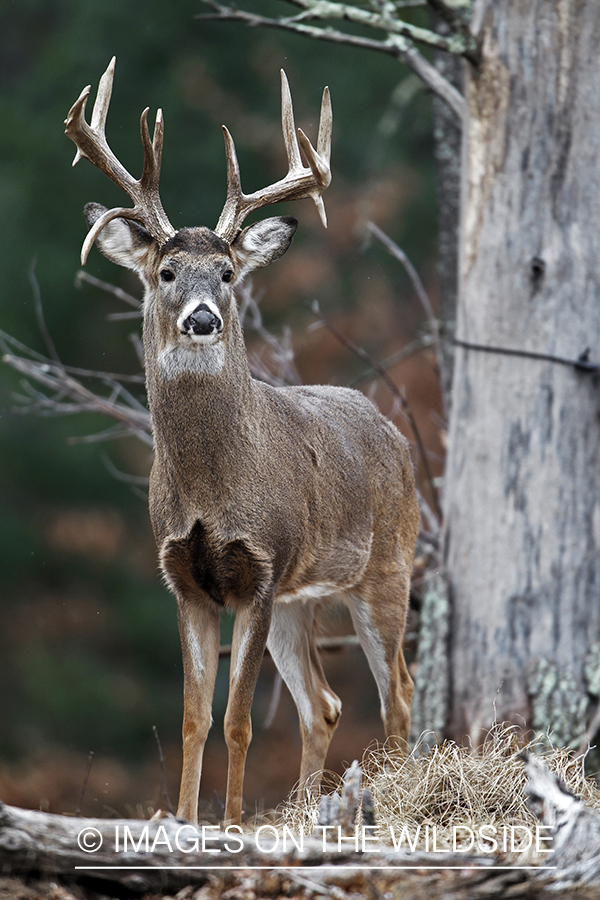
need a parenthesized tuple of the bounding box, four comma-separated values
(444, 0, 600, 745)
(431, 14, 464, 406)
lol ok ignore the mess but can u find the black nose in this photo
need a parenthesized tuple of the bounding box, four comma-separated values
(183, 305, 221, 335)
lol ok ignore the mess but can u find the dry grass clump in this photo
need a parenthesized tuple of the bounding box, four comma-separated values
(279, 724, 600, 855)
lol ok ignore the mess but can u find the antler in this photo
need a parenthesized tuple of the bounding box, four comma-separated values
(215, 70, 332, 243)
(65, 57, 176, 264)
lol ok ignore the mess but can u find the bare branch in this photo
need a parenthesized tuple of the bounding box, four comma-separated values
(366, 221, 448, 418)
(238, 281, 300, 386)
(101, 454, 149, 488)
(76, 271, 141, 310)
(349, 334, 433, 387)
(0, 331, 144, 384)
(424, 0, 478, 61)
(219, 633, 361, 657)
(68, 424, 140, 444)
(106, 310, 143, 322)
(3, 353, 153, 446)
(197, 1, 466, 121)
(279, 0, 467, 53)
(200, 0, 477, 59)
(29, 259, 61, 364)
(387, 31, 466, 120)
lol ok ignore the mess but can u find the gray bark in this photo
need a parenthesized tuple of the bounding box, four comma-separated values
(410, 569, 450, 744)
(432, 15, 464, 404)
(444, 0, 600, 744)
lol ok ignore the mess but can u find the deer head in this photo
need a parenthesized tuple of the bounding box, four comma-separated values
(65, 59, 331, 380)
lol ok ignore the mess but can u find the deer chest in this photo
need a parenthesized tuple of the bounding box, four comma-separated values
(159, 519, 273, 606)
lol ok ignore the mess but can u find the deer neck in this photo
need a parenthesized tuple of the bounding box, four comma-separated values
(144, 308, 258, 475)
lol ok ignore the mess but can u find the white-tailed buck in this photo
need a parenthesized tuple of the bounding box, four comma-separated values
(65, 58, 419, 825)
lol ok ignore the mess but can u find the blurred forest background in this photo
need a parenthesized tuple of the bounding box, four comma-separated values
(0, 0, 443, 818)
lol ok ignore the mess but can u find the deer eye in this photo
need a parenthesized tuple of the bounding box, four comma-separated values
(222, 270, 234, 283)
(160, 269, 175, 283)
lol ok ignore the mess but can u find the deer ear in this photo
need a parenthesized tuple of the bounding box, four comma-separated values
(84, 202, 156, 273)
(231, 216, 298, 276)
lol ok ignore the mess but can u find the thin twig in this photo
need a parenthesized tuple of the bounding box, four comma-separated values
(76, 751, 94, 816)
(29, 259, 61, 365)
(219, 634, 361, 658)
(68, 425, 139, 445)
(76, 271, 141, 309)
(101, 454, 149, 488)
(349, 334, 432, 387)
(107, 310, 143, 322)
(311, 301, 442, 519)
(197, 1, 466, 121)
(238, 281, 300, 386)
(576, 700, 600, 758)
(416, 486, 441, 542)
(153, 725, 175, 816)
(59, 364, 144, 384)
(130, 333, 145, 368)
(366, 221, 448, 417)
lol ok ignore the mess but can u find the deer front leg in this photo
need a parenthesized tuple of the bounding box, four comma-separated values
(176, 596, 220, 823)
(224, 593, 274, 825)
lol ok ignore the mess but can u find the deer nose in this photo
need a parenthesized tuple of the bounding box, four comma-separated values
(182, 304, 222, 336)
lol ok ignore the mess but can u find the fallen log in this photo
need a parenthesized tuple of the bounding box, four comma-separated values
(0, 799, 501, 896)
(1, 754, 599, 898)
(523, 752, 600, 889)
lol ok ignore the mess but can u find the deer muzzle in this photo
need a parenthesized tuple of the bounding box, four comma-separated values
(180, 302, 223, 338)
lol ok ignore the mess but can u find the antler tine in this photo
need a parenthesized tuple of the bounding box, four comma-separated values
(214, 72, 333, 243)
(317, 86, 332, 164)
(222, 126, 242, 196)
(214, 127, 243, 240)
(69, 57, 115, 167)
(152, 108, 165, 175)
(140, 108, 154, 183)
(89, 56, 115, 137)
(65, 58, 175, 263)
(280, 70, 303, 172)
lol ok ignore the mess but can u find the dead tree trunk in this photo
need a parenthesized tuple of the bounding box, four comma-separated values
(431, 12, 463, 404)
(444, 0, 600, 745)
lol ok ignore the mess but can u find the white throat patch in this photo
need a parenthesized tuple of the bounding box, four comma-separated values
(158, 341, 225, 379)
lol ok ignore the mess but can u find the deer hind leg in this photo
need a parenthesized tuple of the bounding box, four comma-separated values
(224, 592, 274, 825)
(346, 575, 413, 750)
(176, 596, 220, 823)
(267, 600, 341, 799)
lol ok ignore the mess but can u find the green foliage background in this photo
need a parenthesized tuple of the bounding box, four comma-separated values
(0, 0, 437, 812)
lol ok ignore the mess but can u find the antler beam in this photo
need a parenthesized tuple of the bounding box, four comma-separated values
(215, 70, 332, 243)
(65, 57, 176, 264)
